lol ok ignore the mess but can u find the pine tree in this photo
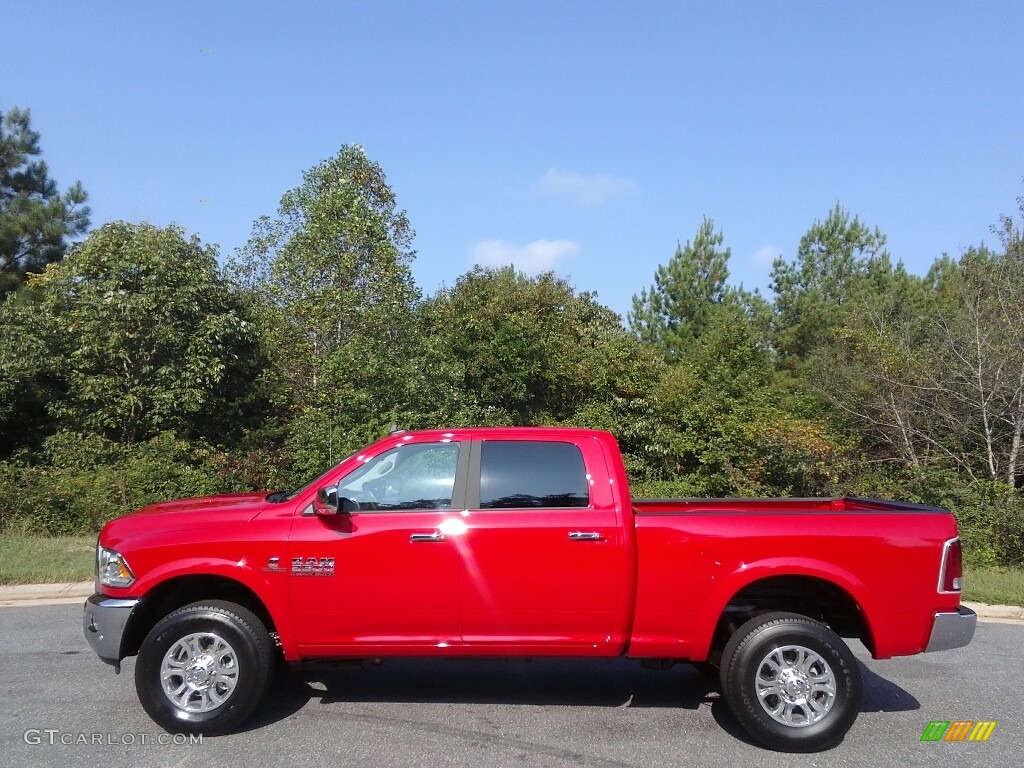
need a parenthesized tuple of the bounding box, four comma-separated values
(628, 217, 731, 360)
(0, 107, 90, 293)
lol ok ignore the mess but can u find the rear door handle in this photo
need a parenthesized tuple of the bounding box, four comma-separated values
(568, 531, 605, 541)
(410, 532, 446, 543)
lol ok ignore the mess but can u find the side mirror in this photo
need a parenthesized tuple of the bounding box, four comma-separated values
(313, 486, 360, 516)
(313, 485, 339, 516)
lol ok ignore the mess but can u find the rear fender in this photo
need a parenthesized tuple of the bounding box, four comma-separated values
(693, 558, 878, 660)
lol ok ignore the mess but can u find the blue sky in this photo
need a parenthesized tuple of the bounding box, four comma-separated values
(5, 0, 1022, 319)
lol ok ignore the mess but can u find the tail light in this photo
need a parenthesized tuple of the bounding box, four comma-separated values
(938, 537, 963, 593)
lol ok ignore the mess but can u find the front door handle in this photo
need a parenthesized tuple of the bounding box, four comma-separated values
(410, 532, 446, 543)
(568, 531, 605, 541)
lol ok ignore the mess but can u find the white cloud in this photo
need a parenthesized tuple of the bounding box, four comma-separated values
(470, 239, 579, 274)
(535, 169, 640, 207)
(752, 245, 782, 266)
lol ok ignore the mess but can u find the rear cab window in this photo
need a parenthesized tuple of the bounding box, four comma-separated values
(478, 440, 590, 509)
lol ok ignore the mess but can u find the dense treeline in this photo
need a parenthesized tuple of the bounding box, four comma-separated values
(0, 115, 1021, 564)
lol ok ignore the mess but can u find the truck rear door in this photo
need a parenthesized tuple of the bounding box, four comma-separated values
(457, 436, 631, 655)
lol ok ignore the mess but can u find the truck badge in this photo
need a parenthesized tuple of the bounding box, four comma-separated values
(291, 557, 335, 576)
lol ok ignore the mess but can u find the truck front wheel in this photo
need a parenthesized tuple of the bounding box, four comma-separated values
(135, 600, 273, 735)
(719, 612, 862, 752)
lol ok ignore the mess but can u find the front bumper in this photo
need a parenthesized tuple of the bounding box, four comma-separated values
(925, 606, 977, 652)
(83, 593, 139, 668)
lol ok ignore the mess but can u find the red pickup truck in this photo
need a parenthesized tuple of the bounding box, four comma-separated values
(84, 427, 975, 752)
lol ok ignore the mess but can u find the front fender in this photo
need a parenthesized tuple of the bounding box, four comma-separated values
(103, 557, 297, 661)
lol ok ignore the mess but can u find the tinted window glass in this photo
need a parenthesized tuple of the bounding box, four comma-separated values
(479, 441, 589, 509)
(338, 442, 460, 511)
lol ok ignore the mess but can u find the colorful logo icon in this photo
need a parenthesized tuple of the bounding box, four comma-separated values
(921, 721, 996, 742)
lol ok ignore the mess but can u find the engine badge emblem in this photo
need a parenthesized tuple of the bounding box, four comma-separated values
(291, 557, 335, 576)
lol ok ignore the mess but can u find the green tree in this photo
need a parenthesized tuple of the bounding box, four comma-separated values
(803, 260, 929, 468)
(0, 107, 90, 294)
(922, 242, 1024, 486)
(629, 217, 732, 360)
(0, 222, 265, 447)
(229, 145, 420, 476)
(771, 203, 889, 362)
(413, 266, 665, 484)
(421, 266, 658, 425)
(994, 192, 1024, 486)
(640, 304, 847, 497)
(803, 190, 1024, 495)
(0, 288, 59, 457)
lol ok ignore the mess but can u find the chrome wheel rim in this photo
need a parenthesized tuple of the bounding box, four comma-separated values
(754, 644, 836, 727)
(160, 632, 240, 713)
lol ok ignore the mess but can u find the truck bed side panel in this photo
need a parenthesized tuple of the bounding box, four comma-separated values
(628, 506, 960, 660)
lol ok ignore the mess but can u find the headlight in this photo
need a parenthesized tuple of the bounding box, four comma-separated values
(96, 546, 135, 588)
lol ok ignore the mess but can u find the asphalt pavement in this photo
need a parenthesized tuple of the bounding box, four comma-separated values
(0, 602, 1020, 768)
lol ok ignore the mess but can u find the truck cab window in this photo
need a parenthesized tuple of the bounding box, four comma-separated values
(339, 442, 460, 511)
(479, 441, 589, 508)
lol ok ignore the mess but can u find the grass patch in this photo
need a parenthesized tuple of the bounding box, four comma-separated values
(963, 565, 1024, 607)
(0, 533, 95, 585)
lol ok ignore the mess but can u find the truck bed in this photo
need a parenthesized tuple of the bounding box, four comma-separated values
(628, 494, 960, 661)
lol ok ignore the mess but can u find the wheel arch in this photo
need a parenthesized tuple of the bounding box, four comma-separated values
(705, 565, 878, 662)
(120, 574, 281, 661)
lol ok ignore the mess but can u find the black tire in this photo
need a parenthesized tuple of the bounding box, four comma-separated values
(719, 612, 862, 752)
(135, 600, 273, 735)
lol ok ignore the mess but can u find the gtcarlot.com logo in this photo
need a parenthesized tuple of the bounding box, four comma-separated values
(921, 721, 997, 742)
(24, 730, 203, 746)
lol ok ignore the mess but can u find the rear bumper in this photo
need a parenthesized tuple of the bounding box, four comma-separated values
(83, 593, 139, 666)
(925, 606, 977, 652)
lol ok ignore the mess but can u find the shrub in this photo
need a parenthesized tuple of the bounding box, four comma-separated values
(0, 431, 256, 535)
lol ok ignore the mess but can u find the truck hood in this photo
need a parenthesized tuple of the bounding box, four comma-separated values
(100, 492, 271, 545)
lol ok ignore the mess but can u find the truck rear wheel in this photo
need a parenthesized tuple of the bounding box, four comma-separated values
(135, 600, 273, 735)
(719, 612, 861, 752)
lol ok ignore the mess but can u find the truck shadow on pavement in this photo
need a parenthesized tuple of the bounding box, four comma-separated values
(858, 663, 922, 714)
(243, 657, 919, 738)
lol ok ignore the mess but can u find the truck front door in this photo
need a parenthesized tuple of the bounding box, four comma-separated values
(287, 439, 468, 655)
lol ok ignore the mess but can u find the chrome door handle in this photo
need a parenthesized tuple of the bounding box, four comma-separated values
(568, 531, 604, 541)
(410, 532, 446, 543)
